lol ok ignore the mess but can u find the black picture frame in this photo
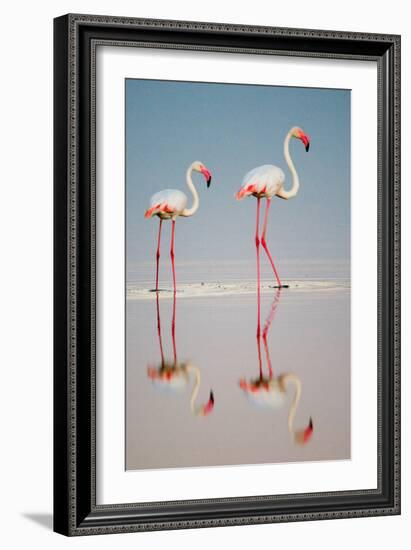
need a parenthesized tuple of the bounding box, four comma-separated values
(53, 13, 401, 536)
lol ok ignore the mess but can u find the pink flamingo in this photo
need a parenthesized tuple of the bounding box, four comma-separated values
(236, 127, 310, 289)
(239, 288, 314, 445)
(144, 161, 212, 292)
(147, 292, 214, 417)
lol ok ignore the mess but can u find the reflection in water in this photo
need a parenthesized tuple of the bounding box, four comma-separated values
(147, 292, 215, 416)
(239, 288, 314, 445)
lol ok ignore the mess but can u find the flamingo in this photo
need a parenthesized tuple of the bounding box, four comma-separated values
(147, 292, 214, 417)
(144, 161, 212, 292)
(239, 288, 313, 445)
(236, 127, 310, 289)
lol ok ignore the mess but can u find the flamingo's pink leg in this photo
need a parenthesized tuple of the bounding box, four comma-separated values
(257, 326, 263, 381)
(155, 292, 165, 366)
(261, 199, 282, 287)
(170, 220, 176, 293)
(155, 219, 163, 291)
(255, 198, 261, 339)
(171, 289, 177, 365)
(262, 335, 272, 379)
(262, 288, 281, 379)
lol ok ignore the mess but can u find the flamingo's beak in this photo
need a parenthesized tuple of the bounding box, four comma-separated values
(201, 167, 212, 188)
(294, 417, 314, 445)
(299, 133, 310, 152)
(304, 417, 314, 441)
(202, 390, 215, 415)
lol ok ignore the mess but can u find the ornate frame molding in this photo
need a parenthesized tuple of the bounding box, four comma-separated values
(54, 14, 400, 536)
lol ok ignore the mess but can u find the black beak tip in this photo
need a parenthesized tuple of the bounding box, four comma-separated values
(206, 177, 212, 188)
(309, 417, 313, 429)
(305, 143, 310, 152)
(210, 390, 214, 403)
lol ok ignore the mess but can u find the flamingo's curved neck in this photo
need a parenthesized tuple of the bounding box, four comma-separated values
(187, 365, 201, 414)
(181, 165, 199, 217)
(277, 131, 300, 200)
(280, 374, 302, 433)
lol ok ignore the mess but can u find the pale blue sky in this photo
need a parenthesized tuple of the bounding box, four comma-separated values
(126, 79, 350, 274)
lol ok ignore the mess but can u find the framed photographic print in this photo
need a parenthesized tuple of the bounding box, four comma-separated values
(53, 14, 401, 536)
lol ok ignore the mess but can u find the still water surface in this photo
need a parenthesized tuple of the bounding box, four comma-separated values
(126, 282, 350, 470)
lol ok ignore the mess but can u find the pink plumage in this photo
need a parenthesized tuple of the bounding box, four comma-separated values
(236, 165, 285, 200)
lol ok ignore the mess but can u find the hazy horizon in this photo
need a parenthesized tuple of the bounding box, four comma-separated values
(127, 258, 350, 287)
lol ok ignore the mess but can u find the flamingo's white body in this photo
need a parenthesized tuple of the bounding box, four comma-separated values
(236, 126, 310, 288)
(240, 373, 313, 444)
(148, 189, 188, 219)
(239, 165, 286, 199)
(148, 363, 215, 417)
(242, 378, 286, 409)
(144, 161, 212, 291)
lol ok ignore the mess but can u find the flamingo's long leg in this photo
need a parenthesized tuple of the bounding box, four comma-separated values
(170, 220, 177, 293)
(261, 199, 282, 287)
(262, 335, 272, 379)
(155, 292, 165, 366)
(171, 290, 177, 365)
(262, 288, 282, 379)
(255, 198, 261, 339)
(257, 324, 263, 381)
(155, 219, 163, 291)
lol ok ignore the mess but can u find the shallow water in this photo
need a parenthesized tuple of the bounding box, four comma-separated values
(127, 278, 349, 300)
(126, 282, 350, 470)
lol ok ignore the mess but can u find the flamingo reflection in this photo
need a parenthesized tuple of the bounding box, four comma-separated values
(239, 288, 313, 445)
(147, 292, 215, 417)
